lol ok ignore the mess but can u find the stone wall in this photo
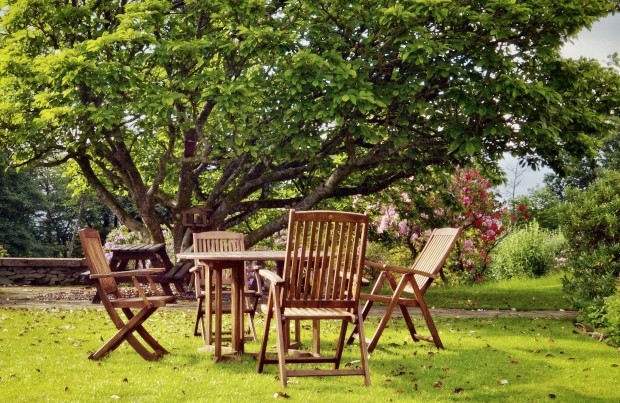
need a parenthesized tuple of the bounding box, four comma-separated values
(0, 258, 89, 286)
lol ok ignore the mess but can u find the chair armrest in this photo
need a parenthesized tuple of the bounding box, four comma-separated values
(365, 260, 436, 278)
(90, 268, 164, 279)
(258, 269, 284, 284)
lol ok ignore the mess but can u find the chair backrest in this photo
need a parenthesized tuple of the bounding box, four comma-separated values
(193, 231, 245, 253)
(411, 227, 462, 294)
(192, 231, 245, 285)
(282, 209, 369, 309)
(79, 228, 118, 295)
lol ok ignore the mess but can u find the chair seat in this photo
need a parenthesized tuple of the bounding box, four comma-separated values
(261, 304, 356, 321)
(110, 295, 174, 308)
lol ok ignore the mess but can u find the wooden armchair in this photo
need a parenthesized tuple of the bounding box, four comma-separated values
(257, 210, 371, 387)
(347, 227, 461, 352)
(189, 231, 262, 344)
(79, 228, 175, 361)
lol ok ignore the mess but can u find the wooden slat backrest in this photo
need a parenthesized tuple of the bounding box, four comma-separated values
(410, 227, 462, 293)
(282, 210, 369, 309)
(192, 231, 245, 284)
(193, 231, 245, 253)
(79, 228, 117, 295)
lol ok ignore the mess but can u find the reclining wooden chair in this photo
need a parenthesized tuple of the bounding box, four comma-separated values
(347, 227, 461, 352)
(257, 209, 371, 387)
(189, 231, 262, 344)
(79, 228, 175, 361)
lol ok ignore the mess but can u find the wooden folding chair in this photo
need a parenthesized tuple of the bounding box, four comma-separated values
(257, 209, 371, 387)
(347, 227, 461, 352)
(189, 231, 262, 344)
(79, 228, 175, 361)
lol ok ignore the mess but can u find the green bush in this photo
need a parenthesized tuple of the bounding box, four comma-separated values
(559, 170, 620, 331)
(487, 221, 565, 280)
(363, 241, 411, 281)
(602, 287, 620, 346)
(561, 246, 619, 312)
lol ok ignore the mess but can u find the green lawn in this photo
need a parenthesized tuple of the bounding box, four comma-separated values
(0, 275, 617, 402)
(0, 311, 618, 399)
(424, 273, 571, 311)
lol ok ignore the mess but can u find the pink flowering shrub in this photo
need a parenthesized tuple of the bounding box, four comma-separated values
(367, 167, 529, 283)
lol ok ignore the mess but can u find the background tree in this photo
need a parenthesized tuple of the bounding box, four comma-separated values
(33, 165, 116, 257)
(544, 128, 620, 199)
(0, 159, 114, 257)
(0, 155, 47, 256)
(1, 0, 619, 253)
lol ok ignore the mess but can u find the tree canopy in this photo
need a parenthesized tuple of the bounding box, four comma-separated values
(1, 0, 619, 251)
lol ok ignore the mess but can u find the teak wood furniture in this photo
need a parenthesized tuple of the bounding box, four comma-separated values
(257, 209, 371, 387)
(177, 249, 289, 361)
(347, 227, 461, 352)
(79, 228, 175, 361)
(189, 231, 262, 344)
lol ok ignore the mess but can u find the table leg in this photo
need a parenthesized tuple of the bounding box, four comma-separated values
(213, 267, 223, 361)
(230, 261, 245, 354)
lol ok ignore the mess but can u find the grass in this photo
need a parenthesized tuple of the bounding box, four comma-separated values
(1, 274, 618, 402)
(424, 273, 570, 311)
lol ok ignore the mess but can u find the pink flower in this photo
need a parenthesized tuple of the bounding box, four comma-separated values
(463, 239, 474, 251)
(398, 221, 408, 236)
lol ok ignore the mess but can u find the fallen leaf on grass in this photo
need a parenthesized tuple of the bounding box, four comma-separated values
(274, 392, 290, 399)
(498, 379, 509, 385)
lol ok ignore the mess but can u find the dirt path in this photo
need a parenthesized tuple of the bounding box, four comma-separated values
(0, 285, 579, 319)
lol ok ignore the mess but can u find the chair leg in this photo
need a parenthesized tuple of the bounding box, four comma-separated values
(246, 311, 258, 341)
(312, 319, 321, 355)
(90, 306, 164, 361)
(346, 298, 373, 345)
(355, 314, 371, 386)
(366, 274, 409, 352)
(205, 269, 214, 345)
(257, 296, 274, 374)
(333, 320, 348, 369)
(347, 271, 387, 345)
(412, 285, 444, 349)
(245, 294, 258, 341)
(194, 298, 203, 337)
(274, 303, 288, 388)
(123, 308, 168, 356)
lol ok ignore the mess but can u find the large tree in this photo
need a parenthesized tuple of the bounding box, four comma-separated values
(1, 0, 619, 251)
